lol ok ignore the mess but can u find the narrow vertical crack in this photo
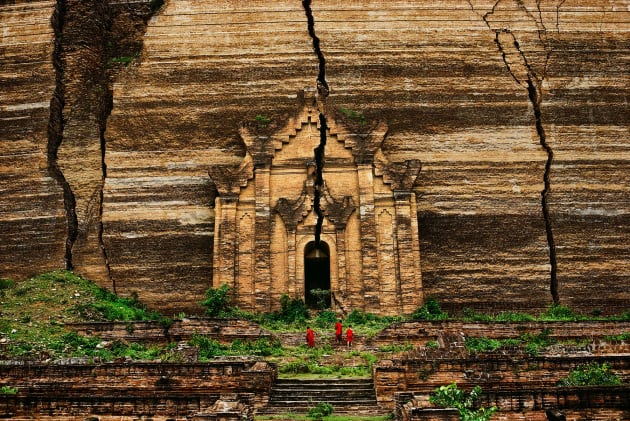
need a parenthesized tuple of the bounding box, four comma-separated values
(555, 0, 566, 33)
(302, 0, 329, 245)
(48, 0, 77, 270)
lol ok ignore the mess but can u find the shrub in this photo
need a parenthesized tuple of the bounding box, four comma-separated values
(540, 304, 581, 321)
(558, 362, 622, 387)
(338, 107, 366, 125)
(188, 334, 224, 360)
(254, 115, 271, 126)
(494, 311, 535, 322)
(462, 308, 493, 322)
(465, 337, 502, 353)
(278, 294, 310, 324)
(0, 278, 14, 290)
(307, 402, 334, 419)
(430, 383, 497, 421)
(0, 386, 17, 395)
(315, 310, 337, 328)
(411, 297, 448, 321)
(229, 337, 284, 357)
(605, 332, 630, 341)
(521, 329, 555, 357)
(201, 284, 233, 317)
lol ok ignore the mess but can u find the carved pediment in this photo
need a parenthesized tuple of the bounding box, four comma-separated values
(208, 155, 254, 201)
(375, 150, 422, 192)
(337, 121, 388, 165)
(321, 184, 356, 230)
(274, 182, 313, 232)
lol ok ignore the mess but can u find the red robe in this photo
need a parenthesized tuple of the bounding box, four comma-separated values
(306, 328, 315, 347)
(335, 322, 343, 341)
(346, 328, 353, 344)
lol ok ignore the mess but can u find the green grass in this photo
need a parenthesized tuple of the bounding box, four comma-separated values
(0, 271, 171, 361)
(3, 271, 629, 368)
(558, 362, 622, 386)
(465, 329, 557, 356)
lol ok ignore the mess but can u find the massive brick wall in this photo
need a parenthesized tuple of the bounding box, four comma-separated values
(0, 361, 275, 419)
(375, 355, 630, 409)
(1, 1, 628, 315)
(0, 0, 66, 276)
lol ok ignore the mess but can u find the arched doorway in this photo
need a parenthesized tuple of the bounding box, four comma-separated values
(304, 241, 331, 309)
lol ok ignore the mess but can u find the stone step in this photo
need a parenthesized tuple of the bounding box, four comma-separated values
(263, 377, 382, 415)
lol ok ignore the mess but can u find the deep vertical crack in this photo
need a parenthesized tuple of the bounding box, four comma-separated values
(526, 78, 559, 305)
(99, 101, 114, 291)
(302, 0, 329, 245)
(313, 113, 328, 244)
(48, 0, 77, 270)
(303, 0, 329, 98)
(482, 3, 559, 304)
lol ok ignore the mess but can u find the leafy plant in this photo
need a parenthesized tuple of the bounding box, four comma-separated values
(493, 311, 535, 322)
(188, 335, 285, 361)
(426, 340, 439, 348)
(254, 115, 271, 127)
(310, 289, 331, 310)
(0, 386, 17, 395)
(188, 334, 224, 360)
(278, 294, 310, 324)
(604, 332, 630, 341)
(411, 297, 448, 321)
(107, 53, 138, 67)
(307, 402, 334, 419)
(557, 362, 622, 386)
(201, 284, 234, 317)
(430, 383, 497, 421)
(72, 287, 168, 324)
(522, 329, 555, 357)
(540, 305, 582, 321)
(338, 107, 366, 125)
(462, 308, 493, 322)
(315, 310, 337, 328)
(465, 337, 503, 353)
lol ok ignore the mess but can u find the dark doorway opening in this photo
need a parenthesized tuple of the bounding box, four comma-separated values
(304, 241, 331, 309)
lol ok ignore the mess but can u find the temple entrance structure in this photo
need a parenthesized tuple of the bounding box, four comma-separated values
(304, 241, 331, 309)
(209, 91, 424, 316)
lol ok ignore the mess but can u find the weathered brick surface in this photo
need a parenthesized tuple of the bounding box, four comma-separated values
(1, 1, 629, 316)
(375, 355, 630, 409)
(0, 361, 275, 419)
(370, 320, 630, 347)
(397, 388, 630, 421)
(69, 318, 270, 344)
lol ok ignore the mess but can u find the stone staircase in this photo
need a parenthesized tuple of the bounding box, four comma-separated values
(260, 377, 385, 415)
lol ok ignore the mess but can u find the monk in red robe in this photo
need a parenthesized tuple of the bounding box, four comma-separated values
(306, 326, 315, 348)
(346, 326, 353, 348)
(335, 320, 343, 344)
